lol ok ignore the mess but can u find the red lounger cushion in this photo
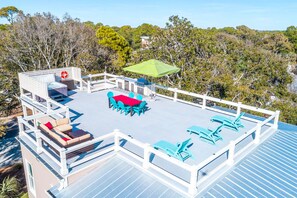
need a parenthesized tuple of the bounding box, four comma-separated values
(62, 137, 71, 141)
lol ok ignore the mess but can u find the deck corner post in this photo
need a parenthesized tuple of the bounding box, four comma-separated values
(143, 143, 150, 169)
(202, 94, 207, 109)
(236, 102, 242, 116)
(273, 110, 280, 129)
(46, 100, 51, 113)
(60, 148, 69, 176)
(188, 168, 198, 196)
(114, 129, 120, 152)
(227, 140, 235, 165)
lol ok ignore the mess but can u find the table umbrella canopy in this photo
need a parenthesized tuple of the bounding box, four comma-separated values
(123, 59, 180, 78)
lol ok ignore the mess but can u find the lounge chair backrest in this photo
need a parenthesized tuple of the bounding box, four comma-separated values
(177, 138, 191, 154)
(136, 94, 143, 101)
(107, 91, 114, 98)
(129, 92, 134, 98)
(234, 112, 245, 123)
(214, 125, 224, 133)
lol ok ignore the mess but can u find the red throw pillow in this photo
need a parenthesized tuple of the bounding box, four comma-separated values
(44, 122, 53, 130)
(62, 137, 70, 141)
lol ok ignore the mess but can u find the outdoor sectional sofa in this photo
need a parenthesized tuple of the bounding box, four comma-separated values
(38, 118, 91, 148)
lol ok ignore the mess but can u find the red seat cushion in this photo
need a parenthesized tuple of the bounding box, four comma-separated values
(44, 122, 53, 130)
(62, 137, 71, 141)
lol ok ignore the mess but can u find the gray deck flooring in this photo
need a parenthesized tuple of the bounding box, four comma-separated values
(61, 89, 261, 166)
(201, 127, 297, 198)
(50, 156, 184, 198)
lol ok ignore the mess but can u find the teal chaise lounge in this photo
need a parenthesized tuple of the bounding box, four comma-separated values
(210, 112, 245, 131)
(153, 138, 194, 162)
(187, 125, 223, 145)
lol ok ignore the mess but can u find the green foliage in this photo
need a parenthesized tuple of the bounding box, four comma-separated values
(0, 6, 20, 24)
(0, 120, 7, 138)
(133, 15, 297, 124)
(285, 26, 297, 53)
(0, 176, 20, 198)
(96, 26, 132, 66)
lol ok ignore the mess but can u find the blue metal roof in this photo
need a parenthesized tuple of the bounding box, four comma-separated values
(202, 124, 297, 198)
(49, 156, 184, 198)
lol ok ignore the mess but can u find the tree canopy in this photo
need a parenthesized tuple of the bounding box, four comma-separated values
(0, 9, 297, 124)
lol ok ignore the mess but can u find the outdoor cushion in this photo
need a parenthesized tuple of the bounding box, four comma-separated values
(55, 124, 72, 133)
(56, 118, 69, 126)
(62, 137, 71, 141)
(44, 122, 53, 130)
(79, 134, 91, 141)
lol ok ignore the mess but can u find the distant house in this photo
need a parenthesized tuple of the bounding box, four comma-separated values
(140, 36, 151, 49)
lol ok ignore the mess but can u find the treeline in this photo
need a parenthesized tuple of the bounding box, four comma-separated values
(0, 7, 297, 124)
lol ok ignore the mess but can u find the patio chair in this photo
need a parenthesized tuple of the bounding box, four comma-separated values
(107, 91, 114, 108)
(128, 92, 135, 98)
(210, 112, 245, 131)
(136, 94, 143, 101)
(153, 138, 194, 162)
(132, 101, 148, 116)
(186, 125, 223, 145)
(107, 91, 114, 98)
(117, 101, 131, 115)
(109, 98, 118, 111)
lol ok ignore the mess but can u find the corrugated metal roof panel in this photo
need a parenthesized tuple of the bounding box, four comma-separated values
(202, 129, 297, 198)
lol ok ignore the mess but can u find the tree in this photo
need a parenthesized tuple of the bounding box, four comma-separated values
(285, 26, 297, 53)
(0, 120, 7, 138)
(96, 26, 132, 67)
(0, 176, 20, 198)
(0, 6, 20, 24)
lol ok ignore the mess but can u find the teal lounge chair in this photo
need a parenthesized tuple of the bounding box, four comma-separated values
(153, 138, 194, 162)
(128, 92, 134, 98)
(187, 125, 223, 145)
(210, 112, 245, 131)
(110, 98, 118, 110)
(117, 101, 131, 115)
(132, 101, 148, 116)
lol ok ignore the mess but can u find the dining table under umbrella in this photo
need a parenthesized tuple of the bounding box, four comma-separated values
(123, 59, 180, 98)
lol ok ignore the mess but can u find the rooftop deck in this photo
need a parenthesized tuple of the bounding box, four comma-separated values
(62, 89, 261, 166)
(18, 70, 280, 197)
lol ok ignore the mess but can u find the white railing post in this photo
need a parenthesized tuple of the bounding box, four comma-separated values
(188, 168, 198, 195)
(227, 141, 235, 165)
(143, 143, 150, 169)
(60, 148, 69, 175)
(79, 78, 83, 91)
(22, 105, 28, 117)
(35, 130, 43, 154)
(114, 129, 120, 152)
(273, 110, 280, 129)
(254, 123, 262, 144)
(46, 100, 51, 113)
(65, 106, 70, 119)
(17, 117, 25, 136)
(87, 80, 91, 93)
(104, 72, 107, 89)
(202, 94, 207, 109)
(236, 102, 242, 116)
(173, 88, 178, 102)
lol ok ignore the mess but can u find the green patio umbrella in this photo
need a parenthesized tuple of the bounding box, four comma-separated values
(123, 59, 180, 78)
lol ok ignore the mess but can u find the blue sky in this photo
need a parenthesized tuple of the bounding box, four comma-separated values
(1, 0, 297, 30)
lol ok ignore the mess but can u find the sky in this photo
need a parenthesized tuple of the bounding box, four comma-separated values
(1, 0, 297, 30)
